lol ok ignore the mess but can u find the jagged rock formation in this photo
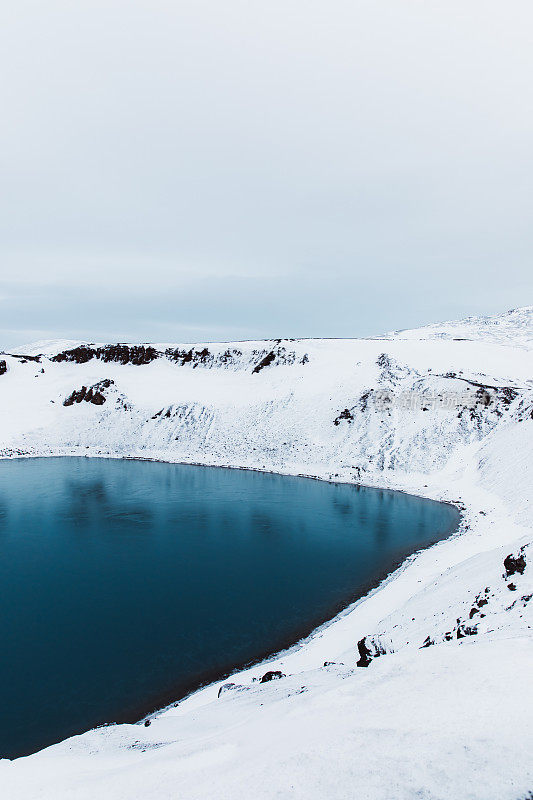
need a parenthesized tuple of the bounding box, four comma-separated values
(63, 379, 114, 407)
(52, 344, 159, 366)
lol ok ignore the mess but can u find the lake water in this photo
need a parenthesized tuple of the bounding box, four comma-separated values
(0, 457, 459, 759)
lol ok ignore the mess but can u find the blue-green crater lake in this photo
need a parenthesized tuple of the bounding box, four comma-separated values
(0, 457, 459, 759)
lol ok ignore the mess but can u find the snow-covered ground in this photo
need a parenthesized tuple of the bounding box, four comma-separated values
(1, 306, 532, 799)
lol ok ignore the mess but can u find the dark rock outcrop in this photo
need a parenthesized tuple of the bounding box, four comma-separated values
(504, 551, 527, 577)
(356, 636, 387, 667)
(252, 351, 277, 374)
(260, 670, 285, 683)
(165, 347, 215, 367)
(251, 345, 303, 374)
(0, 360, 7, 376)
(334, 408, 354, 425)
(456, 619, 478, 638)
(356, 637, 373, 667)
(95, 344, 159, 366)
(8, 353, 41, 363)
(52, 345, 159, 366)
(52, 346, 95, 364)
(63, 379, 114, 407)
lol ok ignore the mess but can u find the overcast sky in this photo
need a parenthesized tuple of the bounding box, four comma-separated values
(1, 0, 532, 347)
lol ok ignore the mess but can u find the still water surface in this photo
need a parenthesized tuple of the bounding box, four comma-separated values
(0, 457, 459, 758)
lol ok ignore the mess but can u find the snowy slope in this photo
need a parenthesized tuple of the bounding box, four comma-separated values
(1, 307, 532, 799)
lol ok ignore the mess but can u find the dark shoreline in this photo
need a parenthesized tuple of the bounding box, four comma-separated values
(3, 455, 461, 760)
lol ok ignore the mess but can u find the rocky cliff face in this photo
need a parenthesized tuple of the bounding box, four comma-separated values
(49, 341, 308, 373)
(51, 344, 159, 366)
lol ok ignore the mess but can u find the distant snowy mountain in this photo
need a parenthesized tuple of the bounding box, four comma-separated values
(387, 305, 533, 346)
(1, 306, 532, 799)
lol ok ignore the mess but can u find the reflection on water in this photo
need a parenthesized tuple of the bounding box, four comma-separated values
(61, 478, 155, 527)
(0, 457, 459, 760)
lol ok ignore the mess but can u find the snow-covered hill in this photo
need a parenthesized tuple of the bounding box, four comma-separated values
(1, 307, 532, 799)
(388, 305, 533, 347)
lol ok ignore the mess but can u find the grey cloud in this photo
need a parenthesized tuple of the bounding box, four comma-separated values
(0, 0, 531, 347)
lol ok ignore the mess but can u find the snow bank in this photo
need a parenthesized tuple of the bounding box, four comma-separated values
(1, 307, 532, 799)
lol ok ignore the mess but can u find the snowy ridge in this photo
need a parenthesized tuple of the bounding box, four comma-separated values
(1, 306, 532, 799)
